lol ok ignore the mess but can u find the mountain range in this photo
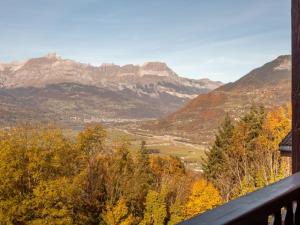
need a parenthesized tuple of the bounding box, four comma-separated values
(144, 55, 291, 145)
(0, 53, 222, 126)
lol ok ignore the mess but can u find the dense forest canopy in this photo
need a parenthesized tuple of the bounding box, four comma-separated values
(203, 104, 291, 201)
(0, 104, 291, 224)
(0, 124, 220, 224)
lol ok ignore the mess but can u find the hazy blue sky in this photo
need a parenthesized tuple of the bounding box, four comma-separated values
(0, 0, 290, 82)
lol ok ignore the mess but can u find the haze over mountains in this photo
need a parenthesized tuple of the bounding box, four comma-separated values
(145, 55, 291, 144)
(0, 53, 222, 126)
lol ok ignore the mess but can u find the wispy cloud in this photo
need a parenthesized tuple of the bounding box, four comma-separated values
(0, 0, 291, 82)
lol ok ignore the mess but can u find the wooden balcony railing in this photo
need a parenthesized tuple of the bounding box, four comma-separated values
(179, 172, 300, 225)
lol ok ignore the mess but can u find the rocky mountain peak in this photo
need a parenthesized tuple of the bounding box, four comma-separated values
(0, 54, 222, 92)
(141, 62, 168, 71)
(0, 54, 223, 125)
(217, 55, 291, 92)
(147, 55, 292, 144)
(46, 52, 61, 60)
(0, 62, 6, 71)
(273, 55, 291, 71)
(100, 63, 118, 67)
(140, 62, 176, 77)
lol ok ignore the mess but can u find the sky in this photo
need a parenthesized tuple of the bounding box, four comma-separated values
(0, 0, 291, 82)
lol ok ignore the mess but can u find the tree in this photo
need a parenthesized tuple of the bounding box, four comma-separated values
(126, 141, 154, 217)
(203, 104, 291, 201)
(203, 113, 234, 180)
(255, 104, 291, 185)
(0, 124, 198, 224)
(149, 155, 186, 180)
(101, 198, 134, 225)
(77, 124, 107, 155)
(0, 125, 84, 224)
(185, 179, 222, 219)
(223, 105, 266, 198)
(28, 178, 74, 225)
(140, 140, 147, 154)
(202, 114, 234, 200)
(168, 198, 185, 225)
(141, 187, 168, 225)
(76, 124, 108, 224)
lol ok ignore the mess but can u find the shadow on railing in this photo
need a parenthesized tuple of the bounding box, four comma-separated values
(179, 172, 300, 225)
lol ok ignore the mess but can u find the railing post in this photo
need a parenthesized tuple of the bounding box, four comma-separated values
(285, 203, 294, 225)
(292, 0, 300, 173)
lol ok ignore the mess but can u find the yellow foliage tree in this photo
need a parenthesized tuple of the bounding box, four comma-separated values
(255, 104, 291, 185)
(203, 104, 292, 201)
(185, 179, 222, 219)
(0, 124, 202, 224)
(28, 178, 74, 225)
(168, 198, 186, 225)
(140, 187, 168, 225)
(0, 125, 84, 224)
(77, 124, 107, 155)
(101, 198, 134, 225)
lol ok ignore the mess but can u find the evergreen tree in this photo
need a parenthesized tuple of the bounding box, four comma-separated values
(203, 113, 234, 182)
(240, 105, 266, 152)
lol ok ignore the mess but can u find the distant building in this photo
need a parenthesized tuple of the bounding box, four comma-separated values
(279, 131, 292, 157)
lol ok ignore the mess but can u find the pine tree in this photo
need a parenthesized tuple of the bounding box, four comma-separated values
(203, 113, 234, 182)
(240, 105, 265, 152)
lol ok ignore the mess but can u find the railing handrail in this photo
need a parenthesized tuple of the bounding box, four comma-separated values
(179, 172, 300, 225)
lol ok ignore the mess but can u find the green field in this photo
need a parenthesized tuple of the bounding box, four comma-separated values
(107, 128, 207, 172)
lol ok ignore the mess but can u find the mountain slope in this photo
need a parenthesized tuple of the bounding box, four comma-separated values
(0, 54, 222, 126)
(145, 55, 291, 144)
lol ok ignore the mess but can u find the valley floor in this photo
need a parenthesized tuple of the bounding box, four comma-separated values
(107, 128, 207, 172)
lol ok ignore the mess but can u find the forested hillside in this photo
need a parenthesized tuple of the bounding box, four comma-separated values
(203, 104, 291, 201)
(0, 103, 291, 224)
(0, 125, 221, 224)
(146, 56, 291, 145)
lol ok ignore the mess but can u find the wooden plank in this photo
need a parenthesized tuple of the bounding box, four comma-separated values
(292, 0, 300, 173)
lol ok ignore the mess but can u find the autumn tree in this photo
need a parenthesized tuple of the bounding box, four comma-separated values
(28, 177, 75, 225)
(0, 124, 202, 224)
(204, 104, 291, 201)
(77, 124, 107, 155)
(0, 125, 84, 224)
(185, 179, 222, 219)
(126, 142, 154, 217)
(255, 104, 291, 186)
(141, 187, 168, 225)
(168, 198, 186, 225)
(101, 198, 134, 225)
(75, 125, 109, 224)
